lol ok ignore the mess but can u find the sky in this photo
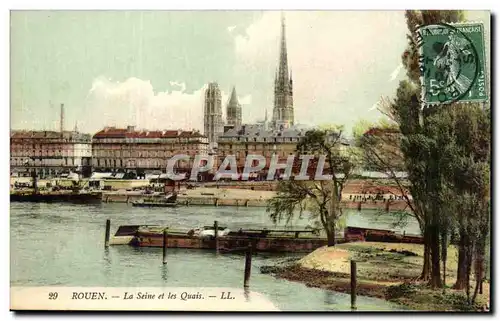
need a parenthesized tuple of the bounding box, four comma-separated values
(10, 10, 490, 136)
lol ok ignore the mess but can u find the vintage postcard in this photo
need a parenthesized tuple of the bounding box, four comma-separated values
(9, 9, 491, 312)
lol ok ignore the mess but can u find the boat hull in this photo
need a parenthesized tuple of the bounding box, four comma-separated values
(132, 202, 178, 208)
(131, 233, 329, 253)
(110, 225, 424, 253)
(10, 192, 103, 204)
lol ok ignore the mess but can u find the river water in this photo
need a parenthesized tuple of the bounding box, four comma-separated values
(10, 203, 419, 311)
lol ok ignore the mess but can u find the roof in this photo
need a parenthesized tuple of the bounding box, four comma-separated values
(219, 124, 308, 139)
(219, 124, 352, 145)
(10, 130, 92, 141)
(93, 127, 206, 139)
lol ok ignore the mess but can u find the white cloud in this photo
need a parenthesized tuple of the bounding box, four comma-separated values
(83, 77, 251, 134)
(227, 25, 236, 33)
(169, 81, 187, 92)
(233, 11, 407, 128)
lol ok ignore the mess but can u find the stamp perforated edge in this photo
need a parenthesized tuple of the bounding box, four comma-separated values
(416, 21, 489, 107)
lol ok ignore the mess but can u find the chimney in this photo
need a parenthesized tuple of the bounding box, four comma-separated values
(60, 103, 65, 133)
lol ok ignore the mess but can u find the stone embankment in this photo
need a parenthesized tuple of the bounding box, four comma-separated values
(101, 187, 409, 210)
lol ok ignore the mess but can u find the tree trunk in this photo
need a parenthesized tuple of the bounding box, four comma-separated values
(429, 224, 442, 288)
(454, 233, 469, 290)
(442, 233, 447, 291)
(472, 253, 483, 304)
(326, 222, 336, 247)
(466, 247, 472, 303)
(420, 231, 431, 281)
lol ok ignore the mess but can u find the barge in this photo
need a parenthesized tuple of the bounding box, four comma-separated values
(10, 169, 102, 204)
(131, 193, 178, 208)
(10, 190, 103, 204)
(109, 224, 424, 253)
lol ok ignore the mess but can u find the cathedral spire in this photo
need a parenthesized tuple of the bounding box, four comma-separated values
(226, 86, 242, 126)
(278, 12, 289, 87)
(272, 12, 294, 129)
(229, 86, 239, 106)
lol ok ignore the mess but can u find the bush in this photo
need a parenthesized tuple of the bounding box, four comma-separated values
(386, 282, 418, 299)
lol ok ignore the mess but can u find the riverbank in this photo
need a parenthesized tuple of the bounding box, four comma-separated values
(261, 242, 490, 312)
(100, 187, 410, 210)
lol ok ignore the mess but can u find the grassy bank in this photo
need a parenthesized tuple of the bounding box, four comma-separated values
(261, 242, 490, 312)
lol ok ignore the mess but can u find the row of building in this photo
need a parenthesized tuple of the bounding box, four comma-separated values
(11, 123, 354, 179)
(11, 15, 355, 180)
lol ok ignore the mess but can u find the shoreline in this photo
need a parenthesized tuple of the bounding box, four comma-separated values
(260, 242, 490, 312)
(101, 188, 410, 210)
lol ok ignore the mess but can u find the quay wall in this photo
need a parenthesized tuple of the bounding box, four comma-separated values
(102, 192, 410, 211)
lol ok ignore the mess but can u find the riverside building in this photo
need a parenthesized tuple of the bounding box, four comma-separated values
(10, 130, 93, 178)
(91, 126, 209, 178)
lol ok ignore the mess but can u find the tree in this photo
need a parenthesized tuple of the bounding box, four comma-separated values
(388, 10, 469, 288)
(266, 127, 358, 246)
(437, 104, 490, 295)
(355, 117, 432, 280)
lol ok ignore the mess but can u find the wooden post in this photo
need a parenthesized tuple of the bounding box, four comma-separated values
(214, 220, 219, 253)
(351, 260, 357, 310)
(104, 219, 111, 248)
(162, 229, 168, 264)
(244, 243, 252, 288)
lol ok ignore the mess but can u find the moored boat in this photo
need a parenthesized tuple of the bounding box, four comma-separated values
(109, 224, 424, 253)
(132, 201, 178, 207)
(10, 190, 102, 204)
(131, 193, 178, 207)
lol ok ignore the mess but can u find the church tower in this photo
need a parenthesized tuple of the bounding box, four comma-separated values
(204, 82, 223, 148)
(272, 13, 294, 130)
(226, 86, 242, 127)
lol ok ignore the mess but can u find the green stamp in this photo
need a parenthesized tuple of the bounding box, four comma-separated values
(418, 22, 487, 105)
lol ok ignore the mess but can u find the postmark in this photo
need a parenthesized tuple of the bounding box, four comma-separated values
(417, 22, 487, 105)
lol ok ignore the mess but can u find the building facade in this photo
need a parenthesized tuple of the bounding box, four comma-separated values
(203, 82, 223, 149)
(217, 124, 305, 179)
(272, 15, 294, 130)
(226, 86, 242, 127)
(92, 126, 209, 177)
(216, 124, 353, 180)
(10, 130, 93, 178)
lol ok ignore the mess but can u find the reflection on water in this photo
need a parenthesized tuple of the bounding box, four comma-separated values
(10, 202, 409, 311)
